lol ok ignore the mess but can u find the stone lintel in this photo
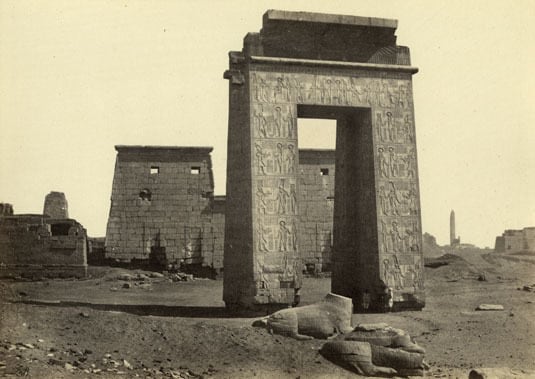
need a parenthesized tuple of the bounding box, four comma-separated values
(249, 56, 419, 74)
(264, 10, 398, 29)
(115, 145, 213, 154)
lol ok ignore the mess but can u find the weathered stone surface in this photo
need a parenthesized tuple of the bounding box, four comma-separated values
(257, 293, 353, 340)
(224, 10, 424, 310)
(320, 341, 397, 377)
(0, 203, 14, 216)
(347, 323, 425, 354)
(43, 191, 69, 219)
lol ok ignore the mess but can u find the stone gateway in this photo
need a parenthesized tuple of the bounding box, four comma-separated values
(223, 10, 424, 311)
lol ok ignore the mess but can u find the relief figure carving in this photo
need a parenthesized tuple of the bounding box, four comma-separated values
(284, 109, 295, 138)
(277, 220, 291, 252)
(256, 183, 270, 215)
(275, 143, 284, 173)
(289, 184, 297, 215)
(378, 147, 389, 178)
(285, 144, 296, 174)
(290, 219, 298, 251)
(255, 143, 269, 175)
(254, 107, 268, 138)
(257, 221, 270, 253)
(387, 182, 401, 216)
(276, 179, 289, 215)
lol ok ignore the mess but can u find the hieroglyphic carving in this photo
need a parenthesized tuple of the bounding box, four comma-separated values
(253, 104, 296, 140)
(254, 178, 298, 217)
(249, 69, 421, 298)
(253, 141, 298, 176)
(380, 219, 420, 254)
(377, 181, 419, 217)
(377, 145, 417, 179)
(382, 253, 423, 290)
(250, 72, 413, 110)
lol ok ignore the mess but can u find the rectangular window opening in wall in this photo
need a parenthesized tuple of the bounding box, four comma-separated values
(150, 166, 159, 175)
(320, 168, 329, 176)
(51, 223, 71, 236)
(191, 167, 201, 175)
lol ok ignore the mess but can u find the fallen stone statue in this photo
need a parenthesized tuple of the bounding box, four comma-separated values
(254, 293, 428, 376)
(320, 340, 428, 377)
(253, 293, 354, 340)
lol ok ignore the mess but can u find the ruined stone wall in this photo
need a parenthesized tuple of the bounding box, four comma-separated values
(105, 146, 215, 264)
(298, 149, 335, 271)
(0, 215, 87, 278)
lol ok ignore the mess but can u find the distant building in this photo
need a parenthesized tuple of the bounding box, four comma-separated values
(104, 146, 217, 266)
(494, 227, 535, 253)
(104, 146, 336, 273)
(450, 210, 460, 246)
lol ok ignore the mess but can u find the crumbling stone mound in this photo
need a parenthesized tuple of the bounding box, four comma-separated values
(255, 293, 353, 340)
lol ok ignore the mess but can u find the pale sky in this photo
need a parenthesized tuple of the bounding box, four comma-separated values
(1, 0, 533, 247)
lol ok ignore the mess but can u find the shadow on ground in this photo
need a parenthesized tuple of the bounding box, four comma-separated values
(12, 299, 266, 318)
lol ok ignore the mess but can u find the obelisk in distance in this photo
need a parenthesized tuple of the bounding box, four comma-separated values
(450, 210, 456, 246)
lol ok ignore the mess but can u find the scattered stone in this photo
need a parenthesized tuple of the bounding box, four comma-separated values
(123, 359, 133, 369)
(79, 312, 90, 318)
(148, 272, 164, 278)
(477, 274, 486, 281)
(20, 343, 35, 349)
(37, 339, 44, 343)
(64, 362, 75, 371)
(475, 304, 504, 311)
(122, 282, 132, 289)
(117, 273, 135, 281)
(522, 284, 535, 292)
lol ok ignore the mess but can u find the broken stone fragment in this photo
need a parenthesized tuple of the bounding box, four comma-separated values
(475, 304, 504, 311)
(256, 293, 353, 340)
(320, 341, 397, 377)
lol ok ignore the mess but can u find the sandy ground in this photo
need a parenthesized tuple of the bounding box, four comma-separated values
(1, 249, 534, 379)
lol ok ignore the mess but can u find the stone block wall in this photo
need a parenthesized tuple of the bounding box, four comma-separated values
(298, 149, 335, 272)
(0, 215, 87, 278)
(104, 146, 217, 265)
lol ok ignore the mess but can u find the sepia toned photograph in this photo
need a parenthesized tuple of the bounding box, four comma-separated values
(0, 1, 533, 378)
